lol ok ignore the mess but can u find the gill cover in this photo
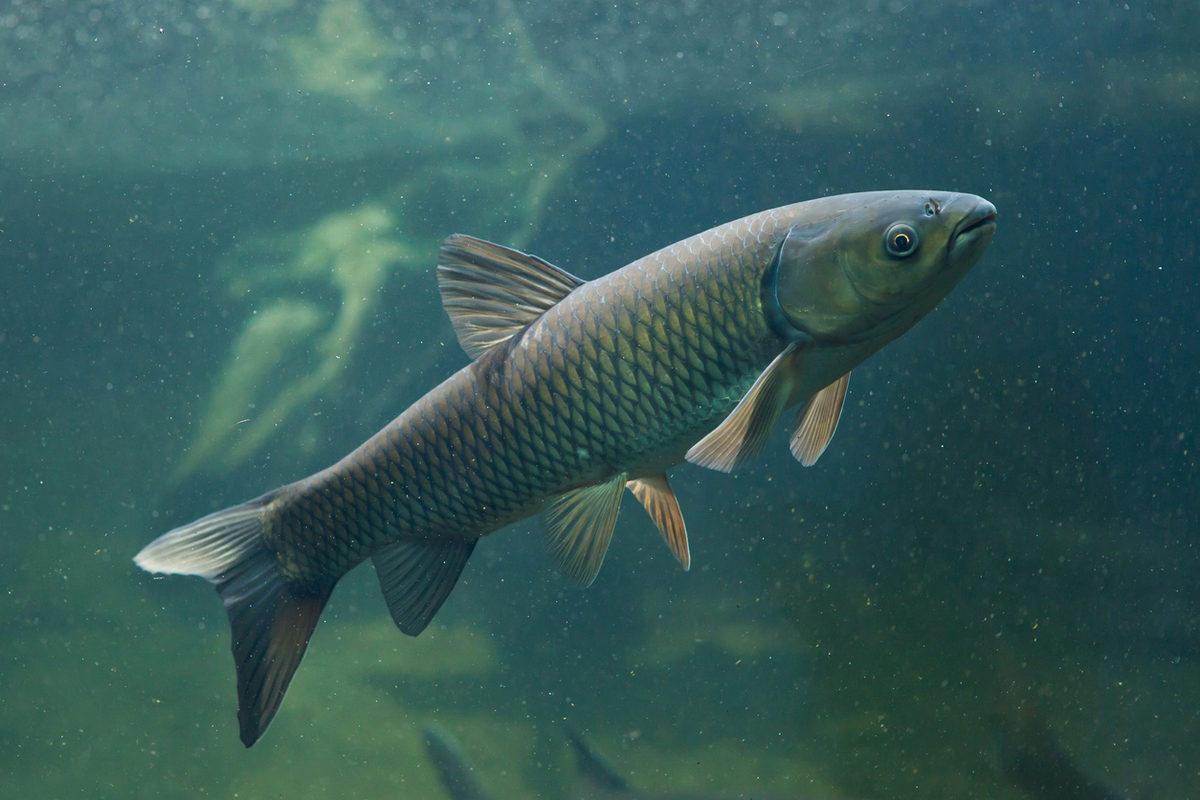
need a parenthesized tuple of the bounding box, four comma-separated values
(768, 194, 965, 343)
(768, 217, 872, 341)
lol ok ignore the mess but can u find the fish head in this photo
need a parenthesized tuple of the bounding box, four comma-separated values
(771, 190, 996, 343)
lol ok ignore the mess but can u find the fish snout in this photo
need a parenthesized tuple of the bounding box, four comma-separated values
(948, 194, 998, 256)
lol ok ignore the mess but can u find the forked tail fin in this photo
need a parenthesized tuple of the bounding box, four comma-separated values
(134, 492, 332, 747)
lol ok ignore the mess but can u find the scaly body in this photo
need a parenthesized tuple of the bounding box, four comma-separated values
(270, 208, 791, 586)
(136, 190, 996, 745)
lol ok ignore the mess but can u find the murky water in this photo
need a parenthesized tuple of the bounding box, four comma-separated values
(3, 2, 1196, 797)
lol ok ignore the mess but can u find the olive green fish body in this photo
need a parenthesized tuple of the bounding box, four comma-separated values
(135, 190, 996, 745)
(265, 208, 796, 588)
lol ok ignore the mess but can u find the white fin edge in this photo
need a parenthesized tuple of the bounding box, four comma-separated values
(134, 495, 271, 581)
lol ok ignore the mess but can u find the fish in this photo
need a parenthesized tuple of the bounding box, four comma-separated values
(422, 725, 492, 800)
(134, 190, 997, 746)
(992, 658, 1127, 800)
(994, 706, 1127, 800)
(423, 724, 811, 800)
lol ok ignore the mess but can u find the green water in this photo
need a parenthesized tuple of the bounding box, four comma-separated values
(3, 2, 1197, 797)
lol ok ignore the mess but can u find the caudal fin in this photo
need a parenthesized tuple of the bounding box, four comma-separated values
(134, 492, 332, 747)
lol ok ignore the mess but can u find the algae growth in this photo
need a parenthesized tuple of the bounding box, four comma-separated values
(174, 0, 605, 478)
(285, 0, 398, 106)
(175, 203, 414, 477)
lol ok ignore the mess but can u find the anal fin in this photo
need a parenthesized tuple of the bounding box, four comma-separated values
(627, 474, 690, 570)
(372, 537, 476, 636)
(543, 472, 627, 587)
(789, 372, 849, 466)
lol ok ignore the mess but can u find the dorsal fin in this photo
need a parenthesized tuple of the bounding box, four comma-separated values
(627, 474, 690, 570)
(789, 372, 850, 466)
(685, 343, 805, 473)
(542, 472, 627, 587)
(437, 234, 586, 359)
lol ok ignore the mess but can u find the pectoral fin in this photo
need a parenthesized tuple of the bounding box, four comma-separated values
(627, 474, 690, 570)
(543, 472, 627, 586)
(437, 234, 586, 359)
(685, 343, 805, 473)
(789, 372, 849, 466)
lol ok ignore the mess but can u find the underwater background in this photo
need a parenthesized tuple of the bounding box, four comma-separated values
(1, 1, 1196, 797)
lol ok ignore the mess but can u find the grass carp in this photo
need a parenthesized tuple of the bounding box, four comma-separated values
(135, 190, 997, 745)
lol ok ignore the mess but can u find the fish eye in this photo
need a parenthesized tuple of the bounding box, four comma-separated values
(884, 223, 919, 258)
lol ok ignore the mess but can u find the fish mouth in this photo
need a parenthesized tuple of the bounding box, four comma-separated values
(950, 200, 998, 250)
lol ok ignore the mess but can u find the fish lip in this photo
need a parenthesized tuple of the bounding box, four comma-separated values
(950, 201, 998, 247)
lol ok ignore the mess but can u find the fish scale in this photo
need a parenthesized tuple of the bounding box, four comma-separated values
(134, 190, 996, 745)
(264, 220, 780, 590)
